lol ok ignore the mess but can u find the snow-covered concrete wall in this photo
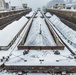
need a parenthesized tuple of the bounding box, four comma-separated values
(0, 16, 28, 50)
(49, 15, 76, 48)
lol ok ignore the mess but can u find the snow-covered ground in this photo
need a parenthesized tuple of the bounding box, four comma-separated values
(36, 11, 43, 17)
(25, 11, 35, 17)
(0, 72, 51, 75)
(0, 72, 76, 75)
(25, 16, 56, 46)
(5, 48, 73, 66)
(0, 11, 76, 75)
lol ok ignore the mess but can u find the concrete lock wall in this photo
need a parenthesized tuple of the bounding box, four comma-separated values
(0, 9, 31, 27)
(47, 9, 76, 24)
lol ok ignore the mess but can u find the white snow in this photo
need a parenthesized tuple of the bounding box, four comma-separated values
(25, 16, 56, 46)
(4, 12, 76, 66)
(26, 11, 35, 17)
(0, 72, 76, 75)
(0, 11, 76, 75)
(36, 11, 42, 17)
(45, 12, 52, 17)
(49, 15, 76, 47)
(46, 14, 76, 53)
(4, 45, 74, 66)
(0, 16, 28, 46)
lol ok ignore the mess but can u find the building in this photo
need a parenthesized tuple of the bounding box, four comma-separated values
(5, 3, 9, 9)
(0, 0, 6, 10)
(53, 4, 65, 9)
(47, 0, 65, 9)
(11, 6, 16, 10)
(22, 3, 27, 9)
(65, 4, 76, 10)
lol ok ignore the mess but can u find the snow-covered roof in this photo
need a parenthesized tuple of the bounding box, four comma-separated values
(0, 16, 28, 46)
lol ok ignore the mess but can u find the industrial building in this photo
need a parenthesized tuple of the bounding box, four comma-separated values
(0, 0, 6, 10)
